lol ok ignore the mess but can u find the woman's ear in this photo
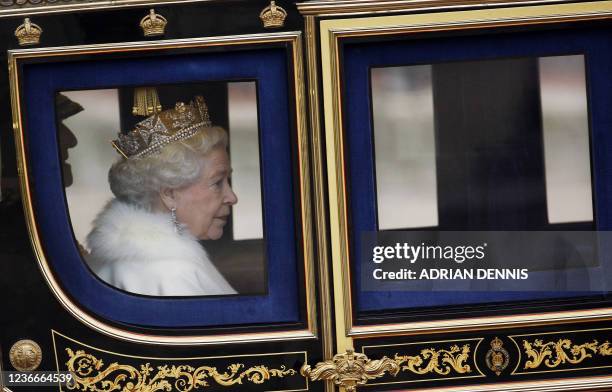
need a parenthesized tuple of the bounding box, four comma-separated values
(158, 187, 176, 210)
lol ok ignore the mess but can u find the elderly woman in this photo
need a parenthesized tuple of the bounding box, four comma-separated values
(86, 96, 238, 296)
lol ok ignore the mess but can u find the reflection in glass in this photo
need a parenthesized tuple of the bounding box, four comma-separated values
(371, 66, 438, 230)
(539, 56, 593, 224)
(59, 83, 266, 296)
(369, 54, 599, 294)
(229, 82, 263, 240)
(63, 89, 119, 246)
(371, 55, 593, 231)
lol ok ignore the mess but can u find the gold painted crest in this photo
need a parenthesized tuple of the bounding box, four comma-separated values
(485, 337, 509, 376)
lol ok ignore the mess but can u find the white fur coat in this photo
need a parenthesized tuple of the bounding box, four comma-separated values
(86, 199, 236, 296)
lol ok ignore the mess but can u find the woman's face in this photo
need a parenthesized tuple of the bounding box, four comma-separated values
(172, 147, 238, 240)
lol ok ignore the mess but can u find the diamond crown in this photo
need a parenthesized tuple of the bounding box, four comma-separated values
(140, 9, 167, 37)
(259, 1, 287, 28)
(14, 18, 42, 46)
(112, 96, 211, 159)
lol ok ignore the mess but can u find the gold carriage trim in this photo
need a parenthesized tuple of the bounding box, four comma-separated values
(300, 344, 474, 391)
(65, 348, 297, 391)
(393, 344, 472, 376)
(300, 348, 399, 392)
(522, 339, 612, 370)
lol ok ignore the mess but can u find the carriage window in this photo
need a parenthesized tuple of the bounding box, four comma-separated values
(371, 54, 594, 231)
(58, 82, 266, 296)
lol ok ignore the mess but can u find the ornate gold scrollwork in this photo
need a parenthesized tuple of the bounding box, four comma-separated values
(394, 344, 472, 375)
(523, 339, 612, 370)
(65, 348, 296, 391)
(300, 348, 399, 392)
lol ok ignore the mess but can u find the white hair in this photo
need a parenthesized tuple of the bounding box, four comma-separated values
(109, 126, 228, 210)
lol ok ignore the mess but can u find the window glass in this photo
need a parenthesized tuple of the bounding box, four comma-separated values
(371, 55, 594, 231)
(539, 55, 593, 224)
(228, 82, 263, 240)
(371, 66, 438, 230)
(58, 82, 266, 296)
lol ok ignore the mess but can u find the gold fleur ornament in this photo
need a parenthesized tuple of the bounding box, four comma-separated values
(301, 348, 399, 392)
(260, 1, 287, 29)
(140, 9, 167, 37)
(14, 18, 42, 46)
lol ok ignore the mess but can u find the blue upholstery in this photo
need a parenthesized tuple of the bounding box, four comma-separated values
(342, 26, 612, 312)
(22, 48, 301, 327)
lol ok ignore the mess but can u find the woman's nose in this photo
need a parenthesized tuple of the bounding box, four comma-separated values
(225, 185, 238, 205)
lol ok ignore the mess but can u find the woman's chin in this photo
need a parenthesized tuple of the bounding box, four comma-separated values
(203, 229, 224, 240)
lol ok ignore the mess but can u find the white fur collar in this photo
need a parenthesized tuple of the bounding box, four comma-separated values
(86, 199, 208, 266)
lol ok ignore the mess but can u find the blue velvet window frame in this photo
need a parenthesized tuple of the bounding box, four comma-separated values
(342, 26, 612, 313)
(20, 47, 301, 327)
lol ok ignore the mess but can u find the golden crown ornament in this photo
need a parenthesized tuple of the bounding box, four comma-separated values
(14, 18, 42, 46)
(259, 1, 287, 29)
(140, 9, 167, 37)
(112, 96, 211, 159)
